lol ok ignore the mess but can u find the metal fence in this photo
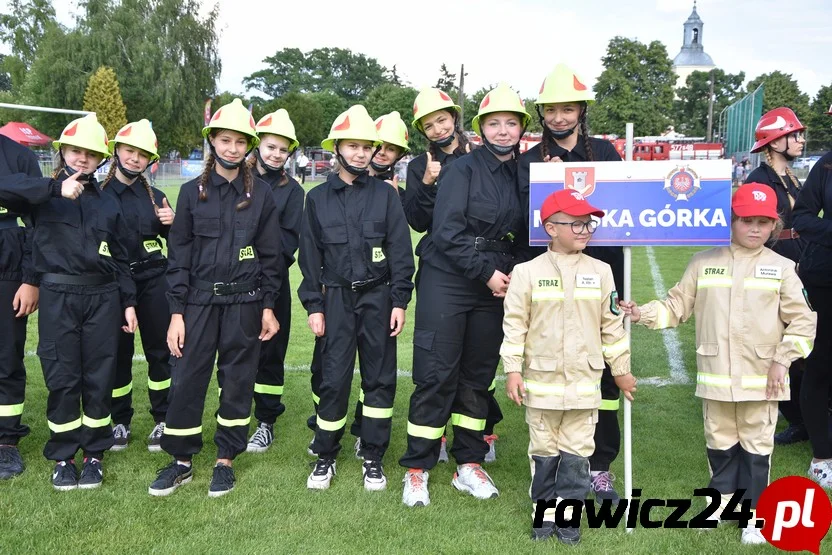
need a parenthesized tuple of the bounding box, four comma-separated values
(717, 84, 764, 166)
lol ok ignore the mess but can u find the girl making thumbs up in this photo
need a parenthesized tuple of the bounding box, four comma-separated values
(101, 120, 174, 453)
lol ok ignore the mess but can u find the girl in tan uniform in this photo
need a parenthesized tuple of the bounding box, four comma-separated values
(623, 183, 816, 545)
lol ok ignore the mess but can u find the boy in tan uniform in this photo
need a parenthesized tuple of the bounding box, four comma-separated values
(501, 189, 636, 545)
(624, 183, 816, 546)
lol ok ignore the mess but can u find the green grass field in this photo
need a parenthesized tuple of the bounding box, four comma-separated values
(0, 178, 826, 554)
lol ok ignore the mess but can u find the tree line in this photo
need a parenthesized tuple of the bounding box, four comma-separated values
(1, 1, 830, 157)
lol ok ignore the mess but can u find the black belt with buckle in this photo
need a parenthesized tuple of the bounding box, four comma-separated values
(324, 269, 390, 293)
(778, 228, 800, 241)
(0, 218, 21, 230)
(130, 258, 167, 275)
(190, 277, 260, 296)
(474, 236, 513, 253)
(42, 273, 116, 286)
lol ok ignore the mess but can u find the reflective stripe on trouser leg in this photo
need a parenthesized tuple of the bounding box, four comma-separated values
(355, 287, 397, 461)
(254, 274, 290, 425)
(590, 364, 620, 472)
(39, 287, 121, 460)
(312, 287, 358, 458)
(531, 455, 560, 524)
(307, 336, 323, 432)
(213, 302, 262, 460)
(110, 327, 136, 426)
(0, 279, 29, 444)
(448, 293, 503, 465)
(134, 273, 174, 423)
(161, 304, 221, 460)
(400, 266, 466, 470)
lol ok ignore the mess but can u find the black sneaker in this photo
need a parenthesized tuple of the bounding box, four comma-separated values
(774, 423, 809, 445)
(531, 521, 557, 541)
(208, 463, 235, 498)
(52, 460, 78, 491)
(147, 422, 165, 453)
(555, 525, 581, 545)
(149, 460, 193, 497)
(0, 446, 25, 480)
(111, 424, 130, 452)
(590, 471, 620, 503)
(78, 457, 103, 489)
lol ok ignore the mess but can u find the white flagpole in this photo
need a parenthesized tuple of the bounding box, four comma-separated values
(624, 122, 634, 533)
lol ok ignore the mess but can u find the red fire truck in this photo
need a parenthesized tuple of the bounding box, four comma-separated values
(610, 138, 723, 161)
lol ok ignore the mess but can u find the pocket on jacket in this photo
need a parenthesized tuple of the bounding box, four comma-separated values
(468, 200, 498, 224)
(193, 217, 221, 237)
(526, 356, 560, 372)
(753, 344, 777, 359)
(587, 355, 606, 371)
(695, 343, 719, 356)
(322, 224, 347, 244)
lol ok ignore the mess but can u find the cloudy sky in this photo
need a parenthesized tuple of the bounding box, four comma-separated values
(10, 0, 832, 100)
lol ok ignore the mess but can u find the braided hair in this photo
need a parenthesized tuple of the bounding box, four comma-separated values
(763, 148, 801, 195)
(539, 103, 593, 162)
(199, 150, 253, 211)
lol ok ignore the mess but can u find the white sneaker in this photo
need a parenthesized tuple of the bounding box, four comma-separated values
(402, 469, 430, 507)
(484, 434, 498, 463)
(452, 463, 499, 499)
(147, 422, 165, 453)
(111, 424, 130, 451)
(809, 460, 832, 488)
(362, 460, 386, 491)
(741, 522, 766, 545)
(354, 437, 364, 460)
(307, 458, 336, 490)
(438, 436, 448, 463)
(246, 422, 274, 453)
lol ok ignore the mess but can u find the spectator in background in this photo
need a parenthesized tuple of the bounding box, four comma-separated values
(296, 150, 309, 184)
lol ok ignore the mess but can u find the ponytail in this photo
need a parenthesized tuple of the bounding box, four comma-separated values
(101, 162, 118, 188)
(138, 173, 158, 211)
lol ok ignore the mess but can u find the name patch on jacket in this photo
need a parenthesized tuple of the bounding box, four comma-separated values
(702, 266, 727, 276)
(755, 265, 782, 279)
(576, 274, 600, 288)
(536, 278, 560, 288)
(239, 246, 255, 261)
(99, 241, 111, 257)
(143, 240, 161, 253)
(372, 247, 386, 262)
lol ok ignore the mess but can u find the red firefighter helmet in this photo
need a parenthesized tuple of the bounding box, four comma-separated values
(827, 103, 832, 116)
(750, 107, 805, 153)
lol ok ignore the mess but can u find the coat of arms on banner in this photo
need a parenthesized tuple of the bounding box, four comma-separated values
(664, 166, 700, 201)
(565, 167, 596, 197)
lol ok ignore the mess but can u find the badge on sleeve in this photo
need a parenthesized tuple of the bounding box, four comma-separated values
(803, 288, 814, 311)
(610, 291, 621, 315)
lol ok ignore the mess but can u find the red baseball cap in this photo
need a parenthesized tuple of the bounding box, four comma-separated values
(732, 183, 779, 219)
(540, 189, 605, 222)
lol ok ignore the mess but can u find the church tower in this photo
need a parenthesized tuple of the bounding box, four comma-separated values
(672, 1, 716, 88)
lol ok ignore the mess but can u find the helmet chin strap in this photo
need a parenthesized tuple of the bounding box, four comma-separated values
(536, 104, 584, 141)
(772, 136, 796, 162)
(335, 141, 379, 177)
(481, 125, 526, 157)
(210, 143, 253, 170)
(115, 154, 143, 179)
(254, 148, 286, 176)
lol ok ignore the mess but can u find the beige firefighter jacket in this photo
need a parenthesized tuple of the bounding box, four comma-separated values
(637, 244, 816, 402)
(500, 249, 630, 410)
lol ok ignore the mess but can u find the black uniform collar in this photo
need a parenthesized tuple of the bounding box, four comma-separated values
(475, 144, 517, 175)
(544, 134, 587, 161)
(210, 169, 245, 195)
(105, 176, 141, 196)
(331, 171, 370, 191)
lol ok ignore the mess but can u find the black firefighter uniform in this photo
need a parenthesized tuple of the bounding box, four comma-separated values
(163, 170, 283, 460)
(0, 170, 137, 461)
(636, 244, 816, 514)
(500, 249, 630, 524)
(298, 172, 414, 462)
